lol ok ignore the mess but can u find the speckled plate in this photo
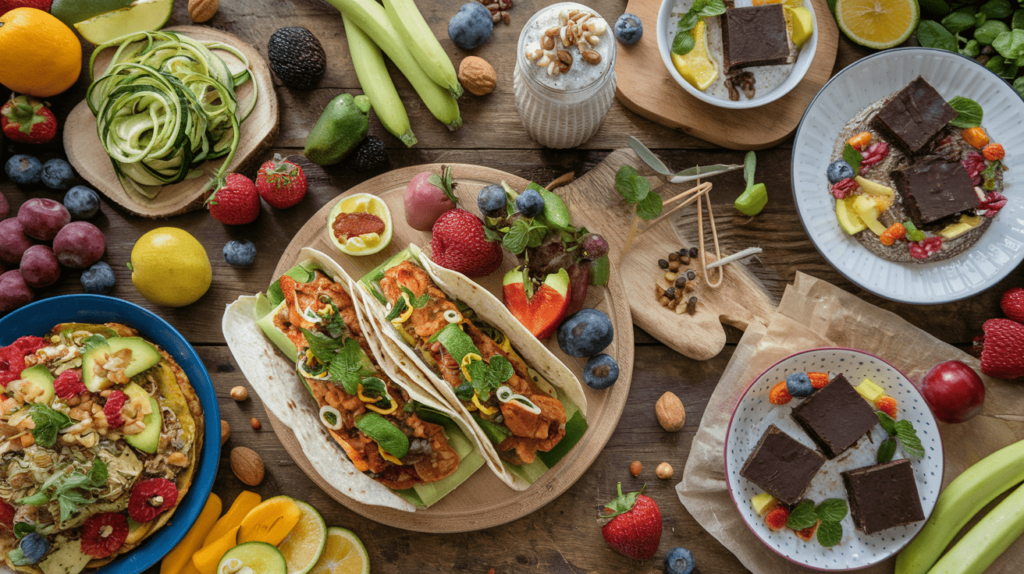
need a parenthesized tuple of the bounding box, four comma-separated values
(724, 348, 943, 571)
(792, 48, 1024, 304)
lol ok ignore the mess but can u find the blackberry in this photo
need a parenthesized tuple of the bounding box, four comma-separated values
(353, 136, 390, 172)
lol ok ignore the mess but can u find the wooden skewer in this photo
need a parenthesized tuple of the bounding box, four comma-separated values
(661, 181, 712, 207)
(641, 182, 713, 232)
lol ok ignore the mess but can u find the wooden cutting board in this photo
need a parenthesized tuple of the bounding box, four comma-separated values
(267, 163, 634, 532)
(64, 26, 279, 218)
(615, 0, 839, 149)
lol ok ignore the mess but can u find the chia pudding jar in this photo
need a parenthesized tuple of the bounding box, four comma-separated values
(513, 2, 616, 149)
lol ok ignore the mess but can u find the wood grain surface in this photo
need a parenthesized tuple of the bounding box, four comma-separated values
(2, 0, 1022, 572)
(616, 0, 840, 149)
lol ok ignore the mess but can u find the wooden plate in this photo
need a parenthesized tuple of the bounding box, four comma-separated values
(615, 0, 839, 149)
(267, 163, 633, 533)
(64, 26, 279, 218)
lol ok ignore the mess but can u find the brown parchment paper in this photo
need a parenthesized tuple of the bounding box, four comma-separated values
(676, 272, 1024, 574)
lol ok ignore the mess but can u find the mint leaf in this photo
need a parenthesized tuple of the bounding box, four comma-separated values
(323, 302, 349, 339)
(328, 338, 377, 395)
(877, 411, 897, 436)
(815, 499, 848, 523)
(464, 355, 515, 397)
(502, 218, 547, 255)
(903, 221, 926, 242)
(358, 377, 392, 408)
(13, 523, 34, 539)
(302, 329, 342, 364)
(81, 334, 107, 353)
(29, 404, 73, 448)
(636, 190, 663, 221)
(843, 143, 863, 175)
(948, 96, 983, 128)
(817, 520, 843, 547)
(878, 437, 897, 464)
(615, 166, 648, 204)
(786, 500, 818, 530)
(895, 419, 925, 457)
(672, 31, 696, 55)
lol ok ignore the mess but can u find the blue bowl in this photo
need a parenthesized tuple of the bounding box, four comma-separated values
(0, 295, 220, 574)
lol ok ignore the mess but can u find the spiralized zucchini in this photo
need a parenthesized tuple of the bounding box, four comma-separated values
(86, 31, 258, 201)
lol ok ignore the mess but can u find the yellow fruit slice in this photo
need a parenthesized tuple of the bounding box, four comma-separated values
(326, 193, 394, 256)
(837, 196, 867, 235)
(670, 21, 718, 92)
(308, 527, 369, 574)
(276, 501, 328, 574)
(836, 0, 919, 50)
(786, 7, 815, 47)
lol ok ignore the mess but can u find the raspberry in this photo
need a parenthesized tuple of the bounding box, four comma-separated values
(0, 500, 13, 531)
(876, 395, 898, 418)
(53, 370, 86, 399)
(0, 336, 48, 387)
(830, 178, 858, 199)
(765, 507, 790, 531)
(962, 152, 986, 186)
(80, 512, 129, 558)
(795, 520, 821, 541)
(768, 381, 792, 405)
(979, 191, 1007, 218)
(807, 372, 829, 389)
(909, 237, 942, 260)
(128, 478, 178, 523)
(103, 391, 127, 429)
(859, 142, 889, 171)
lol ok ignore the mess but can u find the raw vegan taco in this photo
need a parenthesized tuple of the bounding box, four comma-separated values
(359, 245, 588, 490)
(0, 323, 203, 574)
(223, 248, 486, 511)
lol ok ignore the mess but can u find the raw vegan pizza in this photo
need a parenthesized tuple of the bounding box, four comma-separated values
(826, 76, 1008, 263)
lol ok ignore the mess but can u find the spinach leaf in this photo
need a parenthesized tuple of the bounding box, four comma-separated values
(941, 11, 976, 33)
(917, 20, 959, 51)
(980, 0, 1013, 19)
(948, 96, 984, 128)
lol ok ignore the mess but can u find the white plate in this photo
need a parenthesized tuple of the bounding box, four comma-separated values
(656, 0, 818, 109)
(791, 48, 1024, 304)
(724, 348, 943, 571)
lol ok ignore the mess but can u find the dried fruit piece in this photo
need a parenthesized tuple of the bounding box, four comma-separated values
(859, 142, 890, 170)
(979, 191, 1007, 218)
(128, 478, 179, 523)
(830, 177, 858, 199)
(80, 512, 129, 558)
(0, 500, 13, 530)
(765, 507, 790, 531)
(961, 127, 989, 149)
(909, 237, 943, 260)
(53, 369, 86, 399)
(962, 152, 986, 185)
(879, 222, 907, 246)
(982, 143, 1004, 161)
(876, 395, 898, 418)
(103, 390, 127, 429)
(807, 372, 830, 389)
(751, 493, 778, 516)
(794, 520, 821, 541)
(769, 381, 792, 405)
(847, 132, 872, 151)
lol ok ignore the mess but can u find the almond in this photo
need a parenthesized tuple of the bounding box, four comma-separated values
(188, 0, 219, 23)
(458, 56, 497, 96)
(656, 392, 686, 432)
(230, 446, 264, 486)
(220, 420, 230, 445)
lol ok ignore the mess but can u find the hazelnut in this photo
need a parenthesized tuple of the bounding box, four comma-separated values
(230, 386, 249, 401)
(656, 392, 686, 432)
(668, 261, 680, 272)
(220, 420, 230, 445)
(230, 447, 265, 486)
(250, 417, 262, 430)
(458, 56, 497, 96)
(629, 460, 642, 476)
(656, 462, 674, 479)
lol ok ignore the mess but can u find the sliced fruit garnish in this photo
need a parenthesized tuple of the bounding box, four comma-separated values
(277, 501, 328, 574)
(327, 193, 393, 256)
(308, 527, 370, 574)
(671, 21, 718, 92)
(835, 0, 919, 50)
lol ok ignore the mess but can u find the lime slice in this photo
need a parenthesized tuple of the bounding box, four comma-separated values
(835, 0, 920, 49)
(308, 528, 369, 574)
(326, 193, 393, 257)
(355, 412, 409, 459)
(218, 542, 288, 574)
(276, 501, 327, 574)
(74, 0, 174, 46)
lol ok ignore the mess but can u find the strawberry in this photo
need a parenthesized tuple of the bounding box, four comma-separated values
(256, 153, 307, 209)
(0, 1, 52, 15)
(430, 208, 503, 278)
(979, 319, 1024, 380)
(1, 95, 57, 144)
(207, 173, 260, 225)
(600, 483, 662, 560)
(1000, 287, 1024, 324)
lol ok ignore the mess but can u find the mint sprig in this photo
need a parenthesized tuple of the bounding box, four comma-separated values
(816, 519, 844, 547)
(464, 355, 515, 398)
(671, 0, 727, 55)
(384, 286, 429, 321)
(785, 498, 847, 547)
(29, 404, 73, 448)
(786, 500, 818, 530)
(615, 166, 663, 221)
(843, 143, 863, 175)
(877, 437, 898, 464)
(814, 499, 848, 523)
(502, 217, 548, 254)
(877, 411, 925, 458)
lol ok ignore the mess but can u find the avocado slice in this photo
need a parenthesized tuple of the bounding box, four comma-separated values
(82, 337, 162, 392)
(122, 383, 162, 454)
(18, 365, 55, 406)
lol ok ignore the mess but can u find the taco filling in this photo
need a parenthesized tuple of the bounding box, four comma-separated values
(271, 271, 460, 490)
(378, 261, 568, 465)
(0, 324, 200, 574)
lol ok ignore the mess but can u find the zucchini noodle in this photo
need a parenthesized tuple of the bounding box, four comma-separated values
(86, 31, 258, 202)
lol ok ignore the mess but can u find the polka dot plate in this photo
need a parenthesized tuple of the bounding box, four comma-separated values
(724, 348, 943, 570)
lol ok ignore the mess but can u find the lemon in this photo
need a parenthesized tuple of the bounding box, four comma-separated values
(787, 7, 814, 47)
(277, 501, 328, 574)
(836, 0, 919, 49)
(326, 193, 393, 256)
(308, 528, 369, 574)
(671, 21, 718, 92)
(130, 227, 212, 307)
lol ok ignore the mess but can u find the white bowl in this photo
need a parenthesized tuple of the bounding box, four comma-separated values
(725, 348, 943, 571)
(656, 0, 818, 109)
(791, 48, 1024, 305)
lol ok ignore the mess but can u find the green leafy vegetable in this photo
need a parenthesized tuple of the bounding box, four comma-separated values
(942, 11, 977, 33)
(982, 160, 1001, 190)
(903, 221, 926, 242)
(878, 437, 898, 464)
(816, 519, 844, 547)
(384, 286, 429, 321)
(29, 404, 73, 448)
(981, 0, 1013, 20)
(671, 0, 727, 55)
(786, 500, 819, 530)
(977, 19, 1011, 44)
(302, 329, 342, 364)
(948, 96, 984, 128)
(80, 335, 107, 353)
(13, 523, 34, 540)
(993, 29, 1024, 59)
(636, 192, 664, 220)
(917, 20, 959, 51)
(19, 461, 109, 522)
(464, 355, 515, 398)
(961, 38, 981, 56)
(843, 143, 863, 175)
(614, 165, 650, 204)
(326, 338, 378, 395)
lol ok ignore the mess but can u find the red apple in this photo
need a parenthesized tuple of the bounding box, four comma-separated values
(919, 360, 986, 424)
(502, 267, 570, 339)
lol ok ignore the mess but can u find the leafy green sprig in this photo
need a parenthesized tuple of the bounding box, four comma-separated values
(29, 404, 73, 448)
(385, 286, 429, 321)
(18, 460, 109, 522)
(786, 498, 849, 547)
(671, 0, 727, 55)
(427, 165, 459, 205)
(876, 411, 925, 463)
(301, 329, 379, 396)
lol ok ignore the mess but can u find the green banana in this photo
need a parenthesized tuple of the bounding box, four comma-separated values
(383, 0, 463, 98)
(929, 481, 1024, 574)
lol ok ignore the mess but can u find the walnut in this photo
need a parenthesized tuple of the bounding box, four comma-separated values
(458, 56, 497, 96)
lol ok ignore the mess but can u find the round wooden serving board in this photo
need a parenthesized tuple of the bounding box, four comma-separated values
(268, 163, 634, 532)
(63, 26, 279, 218)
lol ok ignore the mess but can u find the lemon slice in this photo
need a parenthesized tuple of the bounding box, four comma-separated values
(308, 527, 369, 574)
(277, 501, 328, 574)
(671, 21, 718, 91)
(835, 0, 919, 49)
(326, 193, 393, 256)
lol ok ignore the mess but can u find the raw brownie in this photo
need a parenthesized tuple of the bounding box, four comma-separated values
(739, 424, 826, 505)
(791, 374, 878, 459)
(843, 459, 925, 534)
(720, 5, 796, 74)
(873, 76, 957, 153)
(891, 155, 979, 226)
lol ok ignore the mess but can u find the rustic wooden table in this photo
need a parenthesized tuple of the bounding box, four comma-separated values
(3, 1, 1022, 572)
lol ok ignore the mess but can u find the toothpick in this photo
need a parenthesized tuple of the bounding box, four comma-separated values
(641, 182, 713, 232)
(697, 190, 724, 289)
(706, 247, 763, 269)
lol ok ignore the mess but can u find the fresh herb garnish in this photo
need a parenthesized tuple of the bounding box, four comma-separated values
(19, 460, 109, 522)
(463, 355, 515, 399)
(29, 404, 73, 448)
(326, 338, 378, 396)
(80, 334, 107, 353)
(13, 523, 34, 539)
(982, 160, 1001, 190)
(948, 96, 984, 128)
(786, 500, 818, 530)
(384, 286, 430, 321)
(359, 377, 392, 408)
(615, 166, 663, 221)
(502, 217, 548, 255)
(427, 165, 459, 205)
(814, 499, 848, 524)
(877, 437, 898, 464)
(671, 0, 727, 55)
(843, 143, 863, 176)
(877, 411, 925, 458)
(916, 20, 958, 52)
(816, 519, 844, 547)
(322, 301, 349, 339)
(786, 498, 847, 547)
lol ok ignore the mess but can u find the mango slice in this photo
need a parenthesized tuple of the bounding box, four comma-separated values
(238, 496, 302, 547)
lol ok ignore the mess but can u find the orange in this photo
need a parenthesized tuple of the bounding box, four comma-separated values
(0, 8, 82, 97)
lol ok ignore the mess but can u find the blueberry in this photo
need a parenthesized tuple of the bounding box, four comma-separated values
(224, 239, 257, 267)
(477, 184, 507, 218)
(557, 308, 614, 357)
(583, 354, 619, 389)
(515, 188, 544, 218)
(614, 13, 643, 45)
(64, 186, 101, 220)
(786, 372, 814, 398)
(81, 262, 116, 294)
(19, 532, 49, 564)
(448, 2, 493, 50)
(5, 155, 42, 186)
(664, 547, 695, 574)
(827, 159, 855, 184)
(40, 159, 75, 190)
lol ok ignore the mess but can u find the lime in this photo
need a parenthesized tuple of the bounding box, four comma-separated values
(835, 0, 920, 49)
(218, 542, 287, 574)
(130, 227, 211, 307)
(74, 0, 173, 45)
(355, 412, 409, 459)
(326, 193, 393, 257)
(276, 501, 327, 574)
(308, 528, 369, 574)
